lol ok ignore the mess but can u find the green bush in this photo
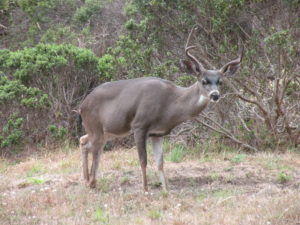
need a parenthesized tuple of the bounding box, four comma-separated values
(0, 44, 100, 149)
(0, 44, 99, 83)
(106, 35, 177, 80)
(40, 26, 77, 45)
(0, 113, 24, 148)
(265, 30, 291, 47)
(73, 0, 104, 24)
(48, 125, 67, 140)
(0, 75, 49, 107)
(18, 0, 58, 20)
(0, 0, 9, 10)
(97, 54, 116, 80)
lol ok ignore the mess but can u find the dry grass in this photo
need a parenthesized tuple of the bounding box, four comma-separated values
(0, 146, 299, 225)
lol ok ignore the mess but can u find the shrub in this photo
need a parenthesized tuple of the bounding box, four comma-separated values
(0, 113, 24, 148)
(73, 0, 104, 24)
(0, 44, 100, 150)
(0, 0, 9, 10)
(97, 54, 116, 80)
(48, 125, 67, 140)
(18, 0, 58, 20)
(40, 26, 77, 45)
(0, 75, 49, 107)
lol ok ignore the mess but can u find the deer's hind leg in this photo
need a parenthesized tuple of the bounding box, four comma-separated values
(79, 134, 90, 183)
(151, 137, 168, 191)
(88, 134, 105, 188)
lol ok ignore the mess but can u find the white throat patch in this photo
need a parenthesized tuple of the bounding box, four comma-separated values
(198, 95, 209, 105)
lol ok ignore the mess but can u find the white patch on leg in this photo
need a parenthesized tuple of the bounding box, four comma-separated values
(152, 137, 164, 166)
(152, 137, 168, 191)
(80, 134, 89, 145)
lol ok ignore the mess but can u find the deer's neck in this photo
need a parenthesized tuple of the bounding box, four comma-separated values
(178, 81, 209, 118)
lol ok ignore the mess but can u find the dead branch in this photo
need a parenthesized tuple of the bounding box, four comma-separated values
(0, 24, 7, 29)
(170, 126, 196, 138)
(225, 79, 273, 130)
(195, 116, 258, 152)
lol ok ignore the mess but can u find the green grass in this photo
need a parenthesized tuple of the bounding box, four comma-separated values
(120, 175, 130, 185)
(277, 171, 291, 183)
(209, 172, 220, 181)
(26, 177, 46, 185)
(147, 208, 161, 220)
(231, 154, 247, 163)
(93, 208, 111, 225)
(165, 143, 186, 163)
(25, 163, 45, 177)
(0, 159, 9, 173)
(264, 159, 292, 171)
(96, 177, 112, 193)
(59, 159, 77, 173)
(197, 189, 239, 201)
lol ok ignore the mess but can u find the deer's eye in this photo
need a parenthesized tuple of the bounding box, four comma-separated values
(202, 79, 209, 85)
(217, 79, 223, 85)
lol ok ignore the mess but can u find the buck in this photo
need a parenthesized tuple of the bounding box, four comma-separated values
(77, 25, 243, 191)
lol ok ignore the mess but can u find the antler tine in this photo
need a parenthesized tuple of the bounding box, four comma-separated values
(219, 41, 244, 73)
(185, 24, 198, 49)
(185, 25, 206, 73)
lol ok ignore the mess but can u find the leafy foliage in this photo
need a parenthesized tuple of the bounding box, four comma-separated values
(18, 0, 59, 20)
(1, 44, 99, 83)
(72, 0, 104, 24)
(0, 75, 49, 107)
(0, 44, 101, 151)
(48, 125, 67, 140)
(0, 0, 9, 10)
(0, 113, 24, 148)
(40, 26, 78, 45)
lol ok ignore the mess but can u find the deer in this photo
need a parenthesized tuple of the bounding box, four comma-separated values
(77, 25, 243, 192)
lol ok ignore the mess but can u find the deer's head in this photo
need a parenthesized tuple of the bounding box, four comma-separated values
(183, 25, 243, 102)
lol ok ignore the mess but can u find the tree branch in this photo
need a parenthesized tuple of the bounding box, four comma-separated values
(195, 117, 258, 152)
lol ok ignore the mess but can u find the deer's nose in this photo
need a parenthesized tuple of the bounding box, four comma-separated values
(209, 91, 220, 101)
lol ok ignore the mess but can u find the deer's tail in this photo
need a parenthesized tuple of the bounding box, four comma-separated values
(72, 109, 83, 140)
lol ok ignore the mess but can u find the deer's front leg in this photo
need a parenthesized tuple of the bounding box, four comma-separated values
(134, 129, 148, 192)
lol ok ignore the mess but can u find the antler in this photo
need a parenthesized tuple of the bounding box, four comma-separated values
(219, 41, 244, 74)
(185, 25, 206, 73)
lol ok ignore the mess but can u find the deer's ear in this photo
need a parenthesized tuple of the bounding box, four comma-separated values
(222, 63, 240, 76)
(179, 59, 200, 74)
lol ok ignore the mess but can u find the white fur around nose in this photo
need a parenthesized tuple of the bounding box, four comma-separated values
(208, 90, 220, 97)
